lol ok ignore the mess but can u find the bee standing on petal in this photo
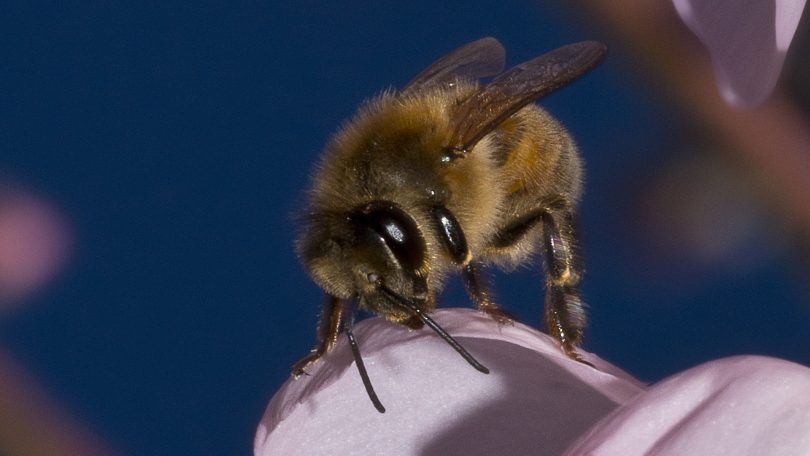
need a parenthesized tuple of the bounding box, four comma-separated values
(294, 37, 607, 411)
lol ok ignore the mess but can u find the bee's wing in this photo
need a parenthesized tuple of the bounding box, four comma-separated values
(447, 41, 607, 152)
(401, 37, 506, 94)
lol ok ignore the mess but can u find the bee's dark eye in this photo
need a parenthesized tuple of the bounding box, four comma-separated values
(351, 202, 426, 273)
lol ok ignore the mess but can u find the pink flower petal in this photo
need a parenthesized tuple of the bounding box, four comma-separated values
(0, 189, 72, 309)
(673, 0, 806, 107)
(255, 308, 644, 455)
(565, 356, 810, 455)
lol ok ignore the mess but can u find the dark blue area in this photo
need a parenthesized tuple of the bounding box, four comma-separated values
(1, 2, 807, 455)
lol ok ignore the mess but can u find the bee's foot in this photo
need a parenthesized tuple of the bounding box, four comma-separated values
(563, 345, 596, 369)
(482, 306, 514, 326)
(291, 352, 323, 379)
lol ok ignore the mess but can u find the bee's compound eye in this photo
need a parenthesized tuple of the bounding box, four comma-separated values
(351, 202, 427, 274)
(367, 272, 381, 284)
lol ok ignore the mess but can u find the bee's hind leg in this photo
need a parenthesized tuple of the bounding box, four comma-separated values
(429, 205, 512, 325)
(538, 199, 591, 366)
(291, 295, 346, 378)
(492, 196, 592, 367)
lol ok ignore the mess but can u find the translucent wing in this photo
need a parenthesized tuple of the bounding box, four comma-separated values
(401, 37, 506, 94)
(447, 41, 607, 152)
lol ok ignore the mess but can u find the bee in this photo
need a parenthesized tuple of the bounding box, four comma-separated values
(293, 37, 607, 412)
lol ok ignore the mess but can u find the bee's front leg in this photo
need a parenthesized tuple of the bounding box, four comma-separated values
(292, 295, 346, 378)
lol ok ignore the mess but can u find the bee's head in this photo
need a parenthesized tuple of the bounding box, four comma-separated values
(298, 200, 430, 321)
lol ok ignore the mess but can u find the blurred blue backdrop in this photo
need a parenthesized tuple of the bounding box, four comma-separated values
(1, 1, 808, 455)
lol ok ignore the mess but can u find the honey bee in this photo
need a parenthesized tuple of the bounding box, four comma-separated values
(294, 37, 607, 412)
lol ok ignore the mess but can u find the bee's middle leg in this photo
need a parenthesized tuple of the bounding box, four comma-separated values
(429, 205, 511, 324)
(461, 262, 512, 324)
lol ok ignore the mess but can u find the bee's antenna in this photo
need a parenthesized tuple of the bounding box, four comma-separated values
(345, 315, 386, 413)
(378, 284, 489, 374)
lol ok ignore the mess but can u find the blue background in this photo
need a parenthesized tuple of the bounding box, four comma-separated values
(1, 2, 808, 455)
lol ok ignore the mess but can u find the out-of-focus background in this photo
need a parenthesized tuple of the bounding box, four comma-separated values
(1, 2, 808, 455)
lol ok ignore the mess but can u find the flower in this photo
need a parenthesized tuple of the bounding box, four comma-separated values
(0, 187, 72, 310)
(673, 0, 807, 107)
(256, 308, 810, 455)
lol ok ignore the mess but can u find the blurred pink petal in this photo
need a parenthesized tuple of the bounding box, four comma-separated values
(673, 0, 806, 107)
(0, 189, 72, 309)
(565, 356, 810, 455)
(255, 308, 644, 455)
